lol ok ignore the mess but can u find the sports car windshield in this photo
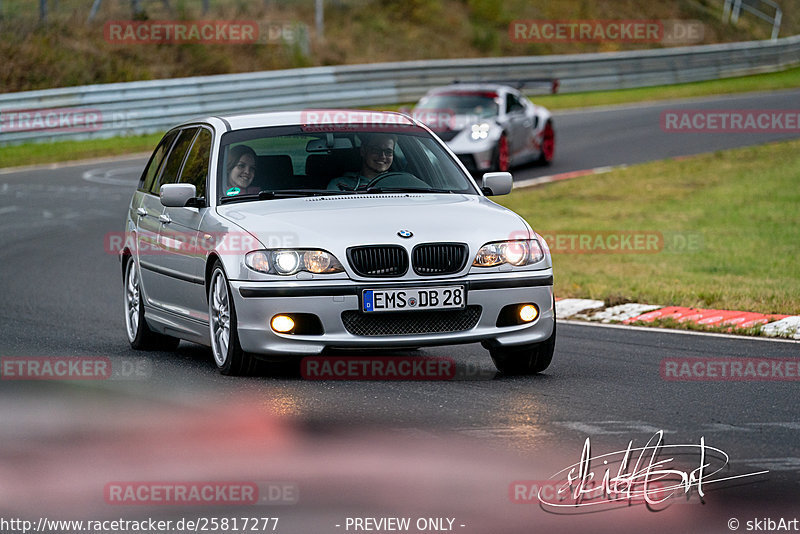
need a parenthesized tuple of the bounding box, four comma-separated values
(217, 126, 480, 202)
(415, 92, 500, 119)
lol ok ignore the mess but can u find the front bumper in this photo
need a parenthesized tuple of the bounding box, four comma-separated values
(230, 271, 554, 356)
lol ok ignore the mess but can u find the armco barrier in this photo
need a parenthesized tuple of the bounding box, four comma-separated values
(1, 35, 799, 145)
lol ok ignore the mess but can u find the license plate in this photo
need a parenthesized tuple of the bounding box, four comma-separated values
(362, 286, 465, 313)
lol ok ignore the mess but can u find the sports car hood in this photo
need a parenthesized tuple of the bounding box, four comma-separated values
(215, 194, 531, 252)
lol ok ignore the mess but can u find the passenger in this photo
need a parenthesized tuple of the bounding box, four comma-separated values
(224, 145, 259, 196)
(327, 133, 397, 191)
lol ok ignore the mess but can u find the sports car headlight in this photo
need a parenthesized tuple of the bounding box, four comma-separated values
(245, 249, 344, 275)
(472, 240, 545, 267)
(470, 123, 491, 141)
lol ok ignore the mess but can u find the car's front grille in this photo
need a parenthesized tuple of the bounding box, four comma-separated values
(412, 243, 469, 275)
(347, 245, 409, 277)
(341, 306, 482, 336)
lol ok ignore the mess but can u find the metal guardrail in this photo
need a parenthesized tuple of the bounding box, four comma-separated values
(1, 34, 799, 145)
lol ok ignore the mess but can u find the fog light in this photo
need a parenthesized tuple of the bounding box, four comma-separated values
(271, 314, 295, 333)
(519, 304, 538, 322)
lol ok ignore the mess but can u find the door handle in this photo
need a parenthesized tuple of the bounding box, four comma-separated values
(136, 207, 147, 217)
(158, 214, 172, 224)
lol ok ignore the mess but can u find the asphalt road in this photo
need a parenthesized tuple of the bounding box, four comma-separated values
(1, 90, 799, 534)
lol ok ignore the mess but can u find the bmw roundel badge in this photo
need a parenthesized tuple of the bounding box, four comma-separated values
(397, 230, 413, 238)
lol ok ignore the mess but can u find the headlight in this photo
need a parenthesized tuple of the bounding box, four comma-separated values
(472, 239, 545, 267)
(244, 251, 270, 273)
(245, 249, 344, 275)
(503, 241, 528, 265)
(274, 250, 301, 275)
(304, 250, 335, 273)
(470, 123, 490, 141)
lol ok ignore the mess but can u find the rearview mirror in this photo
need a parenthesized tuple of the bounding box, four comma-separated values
(305, 135, 354, 152)
(160, 183, 197, 207)
(481, 172, 513, 196)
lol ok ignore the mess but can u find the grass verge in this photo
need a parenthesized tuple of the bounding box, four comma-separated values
(497, 139, 800, 315)
(0, 133, 163, 169)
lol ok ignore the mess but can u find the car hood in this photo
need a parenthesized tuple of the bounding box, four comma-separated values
(215, 194, 531, 251)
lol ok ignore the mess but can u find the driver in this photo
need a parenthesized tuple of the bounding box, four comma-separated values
(327, 133, 396, 191)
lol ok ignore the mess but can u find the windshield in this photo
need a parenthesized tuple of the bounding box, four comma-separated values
(414, 92, 500, 119)
(216, 126, 480, 202)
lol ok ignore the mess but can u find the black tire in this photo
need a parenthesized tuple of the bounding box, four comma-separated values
(489, 321, 556, 375)
(208, 261, 257, 376)
(123, 256, 180, 351)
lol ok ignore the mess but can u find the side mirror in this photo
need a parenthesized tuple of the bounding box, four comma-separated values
(481, 172, 513, 196)
(160, 183, 197, 207)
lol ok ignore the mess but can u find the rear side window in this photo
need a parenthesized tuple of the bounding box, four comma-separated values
(179, 128, 212, 199)
(506, 93, 524, 114)
(151, 127, 198, 194)
(139, 130, 178, 193)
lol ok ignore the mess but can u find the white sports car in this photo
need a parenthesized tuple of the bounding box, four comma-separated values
(121, 110, 555, 376)
(411, 83, 555, 173)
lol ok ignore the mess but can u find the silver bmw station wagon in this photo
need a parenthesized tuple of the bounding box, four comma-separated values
(121, 111, 555, 376)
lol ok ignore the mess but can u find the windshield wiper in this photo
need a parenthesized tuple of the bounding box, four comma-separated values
(362, 186, 454, 194)
(259, 189, 359, 198)
(218, 193, 261, 204)
(218, 189, 355, 204)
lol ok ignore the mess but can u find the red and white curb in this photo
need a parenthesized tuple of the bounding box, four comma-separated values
(555, 298, 800, 339)
(509, 165, 800, 338)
